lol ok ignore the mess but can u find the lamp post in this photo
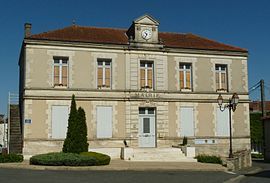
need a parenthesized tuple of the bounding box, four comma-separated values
(217, 93, 239, 158)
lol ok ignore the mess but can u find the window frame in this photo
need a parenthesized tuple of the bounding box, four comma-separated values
(53, 57, 69, 87)
(215, 64, 228, 92)
(179, 63, 192, 91)
(97, 58, 112, 89)
(140, 60, 154, 90)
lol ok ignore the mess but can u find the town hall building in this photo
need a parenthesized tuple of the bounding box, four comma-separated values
(19, 15, 250, 160)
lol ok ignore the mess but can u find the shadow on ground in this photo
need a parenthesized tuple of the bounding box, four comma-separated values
(244, 160, 270, 179)
(245, 170, 270, 179)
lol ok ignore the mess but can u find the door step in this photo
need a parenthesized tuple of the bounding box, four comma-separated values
(121, 147, 197, 162)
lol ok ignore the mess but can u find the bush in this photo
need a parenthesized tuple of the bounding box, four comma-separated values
(0, 153, 24, 163)
(196, 154, 222, 164)
(30, 152, 111, 166)
(80, 152, 111, 165)
(30, 152, 96, 166)
(63, 95, 89, 153)
(251, 153, 264, 159)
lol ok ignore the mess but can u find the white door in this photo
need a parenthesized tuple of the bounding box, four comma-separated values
(180, 107, 194, 137)
(139, 108, 156, 147)
(97, 106, 112, 138)
(216, 108, 229, 136)
(51, 106, 69, 139)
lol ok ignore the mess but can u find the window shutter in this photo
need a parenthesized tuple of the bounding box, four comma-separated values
(52, 106, 69, 139)
(179, 70, 184, 89)
(97, 68, 103, 87)
(62, 65, 68, 86)
(180, 107, 194, 137)
(54, 65, 60, 85)
(147, 69, 152, 88)
(97, 106, 112, 138)
(140, 69, 145, 88)
(186, 70, 191, 89)
(105, 68, 111, 87)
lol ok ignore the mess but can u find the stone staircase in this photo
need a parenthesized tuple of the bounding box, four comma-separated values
(121, 147, 197, 162)
(9, 104, 22, 154)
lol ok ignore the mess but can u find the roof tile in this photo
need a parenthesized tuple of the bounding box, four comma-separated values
(29, 25, 247, 52)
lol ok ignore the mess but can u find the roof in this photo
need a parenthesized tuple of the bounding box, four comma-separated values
(28, 25, 247, 52)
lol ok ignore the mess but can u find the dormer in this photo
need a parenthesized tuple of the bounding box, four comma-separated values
(127, 14, 160, 45)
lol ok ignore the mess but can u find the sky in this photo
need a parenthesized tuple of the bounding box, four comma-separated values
(0, 0, 269, 115)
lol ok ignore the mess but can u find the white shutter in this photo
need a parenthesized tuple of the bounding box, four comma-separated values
(180, 107, 194, 137)
(216, 108, 229, 136)
(97, 106, 112, 138)
(52, 106, 69, 139)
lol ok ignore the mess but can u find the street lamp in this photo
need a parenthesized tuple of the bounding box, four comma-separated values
(217, 93, 239, 158)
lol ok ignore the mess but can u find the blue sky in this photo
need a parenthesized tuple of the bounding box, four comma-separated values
(0, 0, 269, 115)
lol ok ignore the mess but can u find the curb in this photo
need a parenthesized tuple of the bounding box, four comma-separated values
(0, 161, 227, 172)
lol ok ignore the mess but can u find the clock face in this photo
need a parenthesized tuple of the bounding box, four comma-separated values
(141, 29, 152, 40)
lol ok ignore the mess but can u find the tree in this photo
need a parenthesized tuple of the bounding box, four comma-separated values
(250, 113, 263, 145)
(62, 94, 78, 153)
(77, 107, 89, 152)
(62, 94, 89, 153)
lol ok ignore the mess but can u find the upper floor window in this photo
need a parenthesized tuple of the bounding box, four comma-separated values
(140, 61, 153, 89)
(53, 57, 68, 87)
(215, 64, 227, 91)
(97, 59, 111, 88)
(179, 63, 192, 91)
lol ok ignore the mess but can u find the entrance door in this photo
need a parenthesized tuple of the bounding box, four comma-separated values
(139, 108, 156, 147)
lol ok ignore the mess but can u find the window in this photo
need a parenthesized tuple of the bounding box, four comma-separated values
(179, 63, 192, 90)
(51, 106, 69, 139)
(216, 108, 229, 136)
(97, 59, 111, 88)
(140, 61, 153, 89)
(179, 107, 194, 137)
(215, 65, 227, 91)
(53, 57, 68, 87)
(96, 106, 112, 138)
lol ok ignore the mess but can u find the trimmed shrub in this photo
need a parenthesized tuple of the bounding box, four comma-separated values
(63, 95, 78, 153)
(63, 95, 89, 154)
(196, 154, 222, 164)
(30, 152, 96, 166)
(80, 152, 111, 165)
(0, 153, 24, 163)
(77, 107, 89, 153)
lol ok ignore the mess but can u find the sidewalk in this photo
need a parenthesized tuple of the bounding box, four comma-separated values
(0, 159, 227, 171)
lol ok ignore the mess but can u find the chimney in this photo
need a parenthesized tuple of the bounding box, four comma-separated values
(24, 23, 32, 38)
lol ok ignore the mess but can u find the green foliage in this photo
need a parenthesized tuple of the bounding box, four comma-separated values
(63, 95, 88, 154)
(80, 152, 111, 165)
(0, 153, 24, 163)
(30, 152, 96, 166)
(251, 153, 264, 159)
(77, 107, 89, 153)
(30, 152, 111, 166)
(250, 113, 263, 144)
(196, 154, 222, 164)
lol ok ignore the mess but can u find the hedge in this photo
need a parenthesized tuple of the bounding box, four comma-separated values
(80, 152, 111, 165)
(0, 153, 24, 163)
(196, 154, 222, 164)
(30, 152, 111, 166)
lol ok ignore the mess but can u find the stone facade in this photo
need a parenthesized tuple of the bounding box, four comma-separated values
(19, 15, 250, 158)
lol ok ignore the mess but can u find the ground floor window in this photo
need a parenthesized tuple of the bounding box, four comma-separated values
(96, 106, 113, 138)
(216, 108, 229, 136)
(179, 107, 194, 137)
(51, 105, 69, 139)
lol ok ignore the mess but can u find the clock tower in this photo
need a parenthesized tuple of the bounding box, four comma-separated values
(127, 14, 162, 47)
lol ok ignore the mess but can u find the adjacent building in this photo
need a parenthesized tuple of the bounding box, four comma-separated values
(19, 15, 250, 158)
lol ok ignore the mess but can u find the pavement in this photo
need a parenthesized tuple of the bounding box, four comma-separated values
(0, 159, 228, 172)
